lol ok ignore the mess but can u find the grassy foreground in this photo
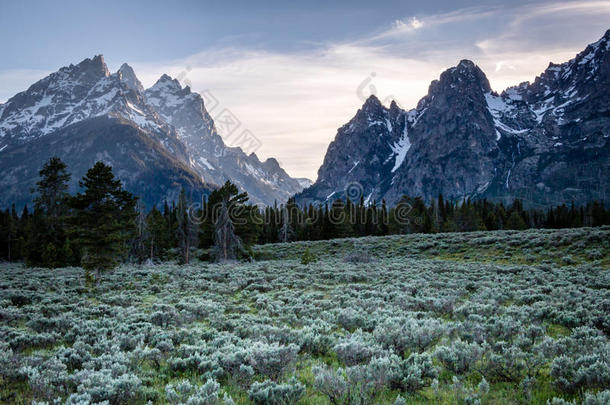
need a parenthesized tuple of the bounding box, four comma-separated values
(1, 226, 609, 404)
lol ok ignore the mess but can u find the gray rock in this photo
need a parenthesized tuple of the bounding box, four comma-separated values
(298, 30, 610, 208)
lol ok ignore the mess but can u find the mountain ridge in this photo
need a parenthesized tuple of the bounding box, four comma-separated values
(0, 56, 307, 208)
(296, 30, 610, 208)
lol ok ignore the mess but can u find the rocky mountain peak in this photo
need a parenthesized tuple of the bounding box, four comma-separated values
(363, 94, 381, 107)
(574, 31, 610, 63)
(416, 59, 492, 112)
(389, 99, 400, 112)
(262, 157, 281, 170)
(1, 55, 309, 207)
(298, 31, 610, 208)
(153, 74, 182, 91)
(118, 63, 144, 93)
(67, 54, 110, 80)
(358, 94, 386, 120)
(449, 59, 491, 93)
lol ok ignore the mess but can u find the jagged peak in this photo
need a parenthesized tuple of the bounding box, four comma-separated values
(118, 63, 135, 75)
(148, 73, 182, 92)
(363, 94, 381, 106)
(577, 29, 610, 60)
(159, 73, 173, 81)
(150, 74, 183, 92)
(117, 63, 144, 93)
(457, 59, 476, 69)
(360, 94, 385, 116)
(263, 157, 281, 170)
(62, 54, 110, 79)
(439, 59, 491, 93)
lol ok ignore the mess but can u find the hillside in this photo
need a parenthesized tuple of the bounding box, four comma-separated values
(1, 227, 608, 404)
(254, 226, 610, 268)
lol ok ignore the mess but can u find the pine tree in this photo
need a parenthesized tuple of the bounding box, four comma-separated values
(24, 157, 71, 267)
(131, 200, 150, 263)
(34, 157, 71, 221)
(326, 199, 351, 239)
(201, 181, 260, 256)
(68, 162, 136, 279)
(506, 211, 528, 230)
(146, 206, 171, 261)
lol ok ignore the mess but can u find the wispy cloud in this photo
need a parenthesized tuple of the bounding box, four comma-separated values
(391, 17, 424, 33)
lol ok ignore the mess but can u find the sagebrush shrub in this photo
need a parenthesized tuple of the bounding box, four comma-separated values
(248, 377, 305, 405)
(165, 379, 220, 405)
(435, 339, 482, 374)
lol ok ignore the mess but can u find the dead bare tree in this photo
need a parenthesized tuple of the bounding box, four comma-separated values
(176, 189, 198, 264)
(278, 206, 294, 243)
(211, 198, 243, 262)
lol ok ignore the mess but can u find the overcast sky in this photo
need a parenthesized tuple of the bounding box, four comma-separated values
(1, 0, 609, 179)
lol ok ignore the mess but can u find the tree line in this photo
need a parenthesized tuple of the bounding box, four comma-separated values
(1, 158, 609, 273)
(0, 158, 258, 278)
(255, 194, 609, 244)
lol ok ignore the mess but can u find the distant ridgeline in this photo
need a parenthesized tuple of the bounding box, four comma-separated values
(1, 156, 609, 267)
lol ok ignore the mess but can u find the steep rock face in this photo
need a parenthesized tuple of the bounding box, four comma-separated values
(298, 30, 610, 207)
(144, 74, 307, 205)
(487, 29, 610, 206)
(0, 56, 308, 208)
(300, 96, 408, 203)
(145, 74, 223, 182)
(387, 60, 499, 202)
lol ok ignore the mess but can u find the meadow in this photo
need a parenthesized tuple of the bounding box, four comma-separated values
(1, 226, 609, 404)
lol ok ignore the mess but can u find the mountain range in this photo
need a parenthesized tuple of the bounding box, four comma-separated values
(297, 30, 610, 208)
(0, 56, 310, 208)
(2, 30, 609, 211)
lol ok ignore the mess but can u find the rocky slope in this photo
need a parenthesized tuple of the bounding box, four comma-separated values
(0, 56, 306, 208)
(143, 74, 307, 204)
(297, 30, 610, 207)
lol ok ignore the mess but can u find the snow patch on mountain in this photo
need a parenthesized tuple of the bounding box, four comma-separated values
(485, 92, 527, 138)
(296, 178, 313, 189)
(390, 118, 411, 173)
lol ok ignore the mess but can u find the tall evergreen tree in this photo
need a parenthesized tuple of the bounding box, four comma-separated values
(201, 181, 260, 252)
(68, 162, 136, 278)
(146, 206, 172, 261)
(131, 201, 150, 263)
(24, 157, 71, 267)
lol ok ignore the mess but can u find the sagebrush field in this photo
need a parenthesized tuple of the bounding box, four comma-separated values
(1, 227, 609, 404)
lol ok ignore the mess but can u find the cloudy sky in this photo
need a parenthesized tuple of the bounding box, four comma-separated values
(1, 0, 609, 180)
